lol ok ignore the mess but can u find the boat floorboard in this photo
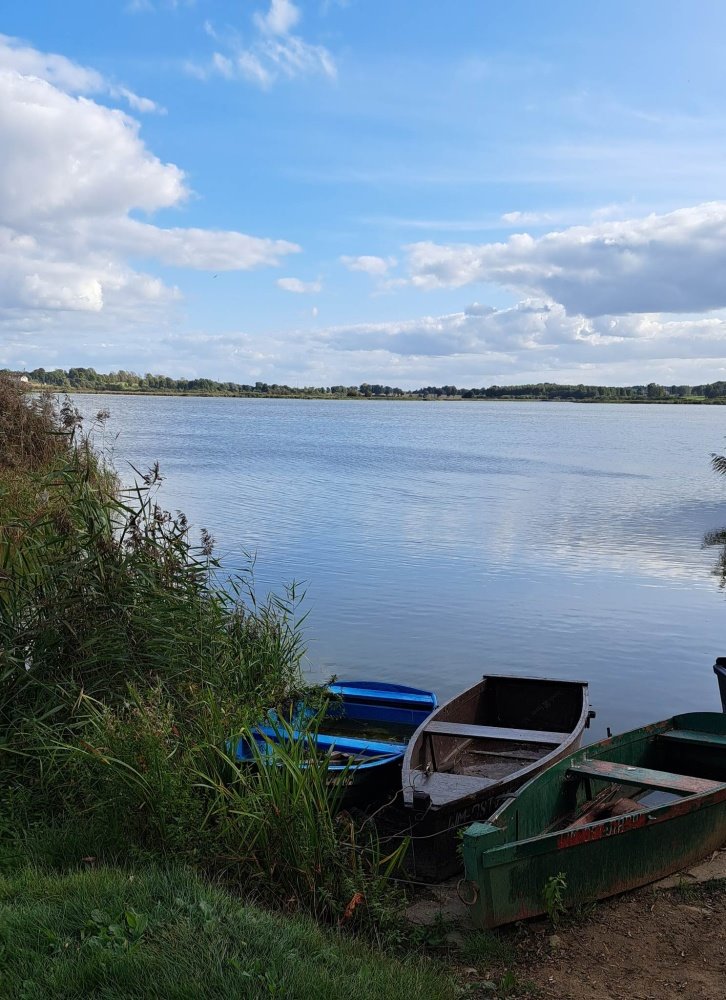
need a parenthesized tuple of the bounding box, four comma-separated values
(407, 770, 497, 803)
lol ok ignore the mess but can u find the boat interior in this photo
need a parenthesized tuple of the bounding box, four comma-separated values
(409, 676, 586, 788)
(237, 725, 407, 767)
(267, 690, 424, 748)
(502, 715, 726, 839)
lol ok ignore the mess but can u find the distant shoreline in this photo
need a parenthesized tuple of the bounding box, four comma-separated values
(12, 369, 726, 403)
(38, 386, 726, 404)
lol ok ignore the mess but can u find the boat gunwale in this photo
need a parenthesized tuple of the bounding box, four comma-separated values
(402, 675, 591, 809)
(464, 781, 726, 867)
(465, 711, 726, 864)
(329, 680, 439, 706)
(237, 728, 406, 774)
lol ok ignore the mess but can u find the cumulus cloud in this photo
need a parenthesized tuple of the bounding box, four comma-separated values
(276, 276, 322, 293)
(340, 254, 397, 277)
(0, 32, 163, 113)
(101, 296, 726, 391)
(0, 42, 299, 334)
(406, 202, 726, 317)
(319, 300, 587, 357)
(196, 0, 336, 88)
(313, 299, 726, 379)
(105, 220, 297, 270)
(0, 72, 184, 225)
(0, 223, 178, 341)
(6, 289, 726, 390)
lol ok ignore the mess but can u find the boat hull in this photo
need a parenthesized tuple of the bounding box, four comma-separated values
(462, 712, 726, 928)
(328, 681, 438, 729)
(235, 680, 437, 806)
(397, 674, 591, 880)
(384, 724, 588, 882)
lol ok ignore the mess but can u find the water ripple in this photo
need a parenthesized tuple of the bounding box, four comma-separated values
(76, 396, 726, 739)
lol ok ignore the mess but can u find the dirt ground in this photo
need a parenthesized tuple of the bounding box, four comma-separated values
(511, 877, 725, 1000)
(408, 850, 726, 999)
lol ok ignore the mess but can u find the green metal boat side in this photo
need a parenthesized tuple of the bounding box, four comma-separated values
(661, 729, 726, 748)
(461, 712, 726, 929)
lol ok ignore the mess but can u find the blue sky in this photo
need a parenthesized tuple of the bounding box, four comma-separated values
(3, 1, 726, 387)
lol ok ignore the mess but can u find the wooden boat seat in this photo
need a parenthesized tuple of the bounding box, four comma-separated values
(659, 729, 726, 749)
(424, 721, 567, 744)
(568, 759, 723, 795)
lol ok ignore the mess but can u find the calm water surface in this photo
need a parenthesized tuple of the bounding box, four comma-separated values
(75, 395, 726, 739)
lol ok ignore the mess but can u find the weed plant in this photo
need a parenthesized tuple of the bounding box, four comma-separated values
(542, 872, 568, 926)
(0, 377, 405, 935)
(0, 376, 72, 473)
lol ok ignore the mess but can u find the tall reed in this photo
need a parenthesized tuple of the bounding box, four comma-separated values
(0, 383, 405, 934)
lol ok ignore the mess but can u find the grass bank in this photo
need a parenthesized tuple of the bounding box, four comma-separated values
(0, 861, 454, 999)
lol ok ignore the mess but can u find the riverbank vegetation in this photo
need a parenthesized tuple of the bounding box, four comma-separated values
(6, 367, 726, 402)
(0, 376, 456, 996)
(0, 862, 454, 999)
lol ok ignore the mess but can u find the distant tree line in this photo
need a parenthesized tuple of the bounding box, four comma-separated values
(5, 367, 726, 403)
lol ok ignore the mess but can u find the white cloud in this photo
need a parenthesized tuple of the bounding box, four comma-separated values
(125, 1, 197, 11)
(0, 224, 178, 329)
(318, 300, 582, 357)
(6, 291, 726, 390)
(117, 88, 165, 115)
(277, 276, 322, 293)
(0, 44, 299, 332)
(312, 299, 726, 381)
(500, 210, 554, 226)
(0, 71, 183, 224)
(405, 202, 726, 317)
(197, 1, 336, 88)
(99, 299, 726, 390)
(236, 52, 274, 88)
(341, 254, 397, 277)
(255, 0, 301, 36)
(359, 204, 641, 234)
(0, 32, 163, 113)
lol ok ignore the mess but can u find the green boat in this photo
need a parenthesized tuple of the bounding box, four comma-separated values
(461, 712, 726, 928)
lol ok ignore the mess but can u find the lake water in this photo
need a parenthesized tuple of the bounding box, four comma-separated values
(73, 394, 726, 740)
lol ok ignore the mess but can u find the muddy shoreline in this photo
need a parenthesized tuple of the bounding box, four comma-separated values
(408, 850, 726, 998)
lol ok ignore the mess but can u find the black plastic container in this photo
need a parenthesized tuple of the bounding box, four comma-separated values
(714, 658, 726, 712)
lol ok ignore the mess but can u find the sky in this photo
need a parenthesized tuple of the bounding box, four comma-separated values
(3, 1, 726, 388)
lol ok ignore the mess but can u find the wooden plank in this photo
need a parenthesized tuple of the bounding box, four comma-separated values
(568, 759, 724, 795)
(660, 729, 726, 749)
(467, 748, 542, 762)
(424, 721, 568, 744)
(409, 770, 497, 801)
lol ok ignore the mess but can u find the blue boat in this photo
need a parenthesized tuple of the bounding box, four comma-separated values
(327, 680, 438, 728)
(234, 680, 438, 803)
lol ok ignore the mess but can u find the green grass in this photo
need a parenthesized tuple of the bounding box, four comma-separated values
(0, 864, 455, 1000)
(459, 929, 517, 967)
